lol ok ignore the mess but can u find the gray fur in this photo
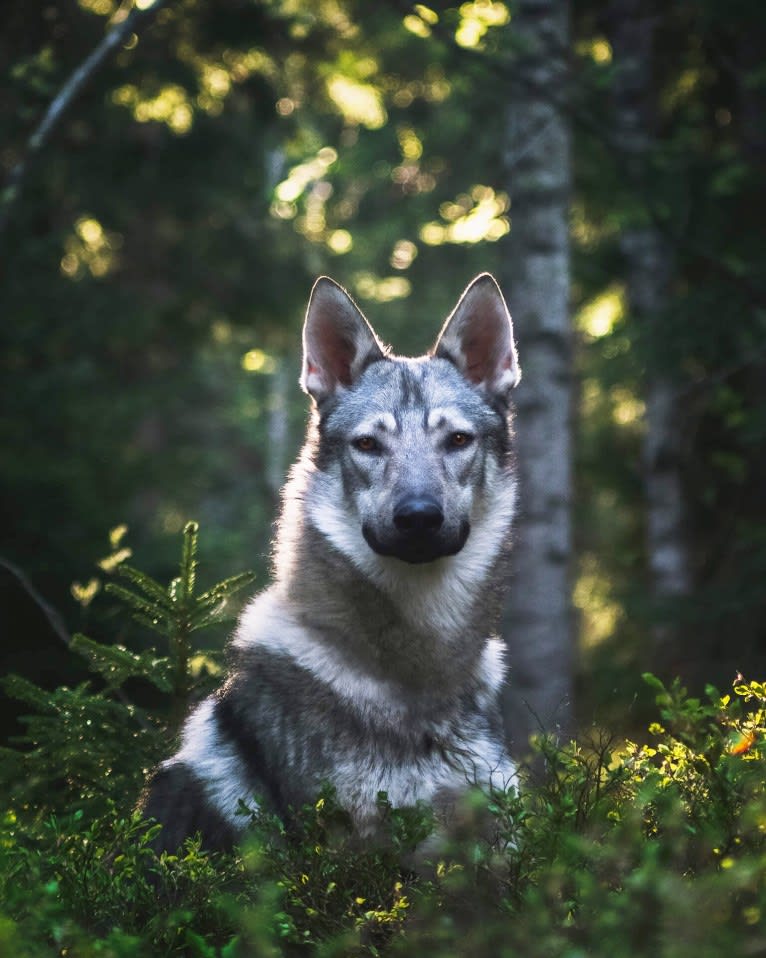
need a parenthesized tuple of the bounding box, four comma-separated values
(139, 273, 521, 851)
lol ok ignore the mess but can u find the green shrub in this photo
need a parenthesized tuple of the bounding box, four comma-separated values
(1, 525, 765, 956)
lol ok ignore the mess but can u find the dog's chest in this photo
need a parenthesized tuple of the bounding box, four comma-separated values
(328, 720, 511, 826)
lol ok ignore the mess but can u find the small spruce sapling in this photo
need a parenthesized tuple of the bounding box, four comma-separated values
(0, 521, 255, 818)
(72, 520, 255, 728)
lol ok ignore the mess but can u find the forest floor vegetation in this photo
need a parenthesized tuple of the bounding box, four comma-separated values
(2, 525, 765, 957)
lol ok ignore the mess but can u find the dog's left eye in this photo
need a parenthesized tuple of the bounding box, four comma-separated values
(353, 436, 379, 453)
(448, 431, 474, 449)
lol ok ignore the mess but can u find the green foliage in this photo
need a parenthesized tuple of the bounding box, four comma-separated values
(239, 789, 433, 951)
(0, 673, 155, 823)
(0, 808, 246, 957)
(0, 522, 254, 820)
(2, 534, 765, 958)
(85, 521, 255, 721)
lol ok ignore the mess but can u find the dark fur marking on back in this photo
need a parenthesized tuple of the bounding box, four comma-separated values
(138, 761, 236, 854)
(214, 694, 288, 816)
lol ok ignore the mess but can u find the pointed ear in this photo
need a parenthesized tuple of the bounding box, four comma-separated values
(300, 277, 386, 403)
(432, 273, 521, 405)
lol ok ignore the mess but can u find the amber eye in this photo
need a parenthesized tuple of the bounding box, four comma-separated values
(353, 436, 379, 453)
(449, 431, 473, 449)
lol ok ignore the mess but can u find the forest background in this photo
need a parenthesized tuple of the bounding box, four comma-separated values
(1, 0, 765, 755)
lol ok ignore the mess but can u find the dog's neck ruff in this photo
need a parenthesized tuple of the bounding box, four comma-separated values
(233, 590, 507, 726)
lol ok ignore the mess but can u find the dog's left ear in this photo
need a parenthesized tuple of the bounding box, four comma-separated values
(433, 273, 521, 405)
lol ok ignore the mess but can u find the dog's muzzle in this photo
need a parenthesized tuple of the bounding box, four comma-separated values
(363, 495, 470, 564)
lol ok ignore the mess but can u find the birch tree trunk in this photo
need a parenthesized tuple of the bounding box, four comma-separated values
(500, 0, 574, 751)
(608, 0, 691, 650)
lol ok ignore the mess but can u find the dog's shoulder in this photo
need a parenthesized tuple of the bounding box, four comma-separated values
(232, 586, 304, 652)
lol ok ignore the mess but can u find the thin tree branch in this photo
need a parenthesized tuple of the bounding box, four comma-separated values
(0, 556, 72, 647)
(0, 0, 170, 241)
(0, 555, 152, 731)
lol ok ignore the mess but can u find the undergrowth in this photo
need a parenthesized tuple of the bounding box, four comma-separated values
(1, 524, 765, 956)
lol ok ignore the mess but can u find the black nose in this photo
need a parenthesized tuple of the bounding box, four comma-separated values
(393, 496, 444, 534)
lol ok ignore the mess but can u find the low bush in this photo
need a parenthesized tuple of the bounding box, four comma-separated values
(2, 525, 764, 956)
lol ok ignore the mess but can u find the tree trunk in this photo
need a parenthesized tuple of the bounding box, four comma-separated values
(608, 0, 691, 653)
(500, 0, 574, 752)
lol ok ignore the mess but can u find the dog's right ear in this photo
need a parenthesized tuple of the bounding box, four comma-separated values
(300, 277, 386, 403)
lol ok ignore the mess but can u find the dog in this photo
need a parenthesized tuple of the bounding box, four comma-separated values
(139, 273, 521, 854)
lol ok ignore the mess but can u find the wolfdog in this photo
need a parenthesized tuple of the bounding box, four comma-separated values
(139, 273, 521, 853)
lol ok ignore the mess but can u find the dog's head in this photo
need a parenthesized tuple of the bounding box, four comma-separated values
(300, 275, 520, 566)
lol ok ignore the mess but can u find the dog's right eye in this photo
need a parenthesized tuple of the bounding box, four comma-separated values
(352, 436, 379, 453)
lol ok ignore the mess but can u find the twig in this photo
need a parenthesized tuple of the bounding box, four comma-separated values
(0, 0, 170, 241)
(0, 555, 152, 731)
(0, 556, 72, 647)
